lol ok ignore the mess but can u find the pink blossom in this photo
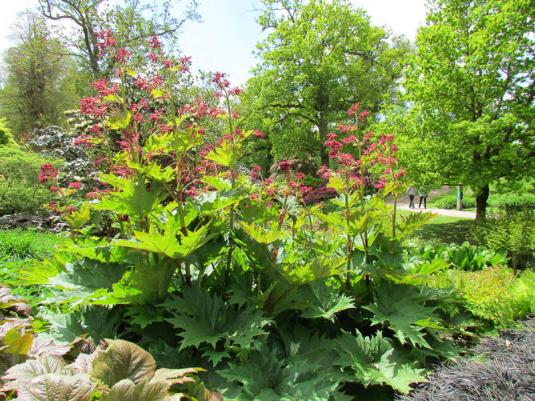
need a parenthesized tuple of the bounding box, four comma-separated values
(338, 153, 355, 166)
(148, 35, 162, 49)
(341, 135, 357, 145)
(347, 102, 360, 116)
(358, 111, 369, 122)
(250, 165, 262, 180)
(39, 164, 58, 183)
(115, 48, 131, 64)
(253, 129, 266, 139)
(68, 181, 82, 189)
(278, 160, 292, 172)
(317, 165, 333, 180)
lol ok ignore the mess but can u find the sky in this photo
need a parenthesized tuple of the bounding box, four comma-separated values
(0, 0, 427, 84)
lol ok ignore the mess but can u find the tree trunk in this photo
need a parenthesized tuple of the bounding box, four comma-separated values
(318, 118, 329, 166)
(475, 184, 489, 220)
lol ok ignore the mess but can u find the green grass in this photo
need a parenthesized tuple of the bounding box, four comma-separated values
(397, 209, 475, 244)
(0, 228, 64, 304)
(414, 219, 475, 244)
(0, 228, 65, 261)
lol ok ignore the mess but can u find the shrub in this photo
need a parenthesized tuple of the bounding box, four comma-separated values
(29, 119, 99, 188)
(407, 241, 508, 271)
(427, 267, 534, 329)
(430, 192, 475, 209)
(489, 192, 535, 211)
(0, 119, 16, 146)
(0, 146, 58, 215)
(15, 32, 518, 400)
(472, 208, 534, 269)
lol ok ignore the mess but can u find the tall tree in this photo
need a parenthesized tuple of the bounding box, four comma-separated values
(38, 0, 200, 77)
(243, 0, 409, 165)
(403, 0, 534, 219)
(0, 13, 79, 137)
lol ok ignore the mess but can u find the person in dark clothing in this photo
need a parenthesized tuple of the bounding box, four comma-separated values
(407, 186, 417, 209)
(418, 189, 427, 209)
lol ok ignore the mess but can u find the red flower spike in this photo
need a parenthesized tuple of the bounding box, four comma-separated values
(347, 102, 360, 116)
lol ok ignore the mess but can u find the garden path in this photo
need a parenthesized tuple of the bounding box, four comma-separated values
(396, 204, 476, 219)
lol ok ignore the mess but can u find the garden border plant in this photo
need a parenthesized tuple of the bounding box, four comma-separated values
(9, 30, 533, 401)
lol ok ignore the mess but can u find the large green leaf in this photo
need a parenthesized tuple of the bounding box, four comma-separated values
(363, 282, 439, 348)
(164, 285, 271, 365)
(90, 339, 157, 387)
(115, 224, 212, 261)
(94, 176, 165, 218)
(107, 110, 132, 130)
(299, 280, 354, 321)
(335, 331, 427, 394)
(219, 337, 350, 401)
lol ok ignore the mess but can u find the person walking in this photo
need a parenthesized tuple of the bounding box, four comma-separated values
(407, 186, 417, 209)
(418, 189, 427, 209)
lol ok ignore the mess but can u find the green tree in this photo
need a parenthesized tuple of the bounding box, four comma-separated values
(402, 0, 534, 219)
(243, 0, 409, 165)
(0, 13, 79, 137)
(38, 0, 200, 77)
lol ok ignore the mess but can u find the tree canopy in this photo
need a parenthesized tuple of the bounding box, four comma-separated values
(0, 13, 79, 137)
(38, 0, 200, 77)
(243, 0, 410, 165)
(399, 0, 534, 218)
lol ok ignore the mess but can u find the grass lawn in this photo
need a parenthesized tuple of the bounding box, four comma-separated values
(398, 209, 475, 244)
(0, 228, 65, 261)
(0, 228, 65, 303)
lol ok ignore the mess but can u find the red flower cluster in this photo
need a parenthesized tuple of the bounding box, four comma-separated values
(96, 30, 117, 55)
(39, 164, 58, 183)
(80, 97, 107, 117)
(347, 102, 360, 116)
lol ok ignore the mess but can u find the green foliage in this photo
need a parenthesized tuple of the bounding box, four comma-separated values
(11, 23, 533, 400)
(430, 192, 475, 210)
(164, 285, 271, 366)
(408, 241, 509, 271)
(244, 0, 410, 164)
(218, 333, 349, 401)
(0, 119, 16, 146)
(396, 0, 534, 217)
(364, 282, 440, 348)
(0, 13, 79, 137)
(0, 146, 58, 215)
(335, 331, 427, 394)
(490, 193, 535, 211)
(472, 209, 534, 269)
(427, 267, 535, 329)
(0, 229, 63, 261)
